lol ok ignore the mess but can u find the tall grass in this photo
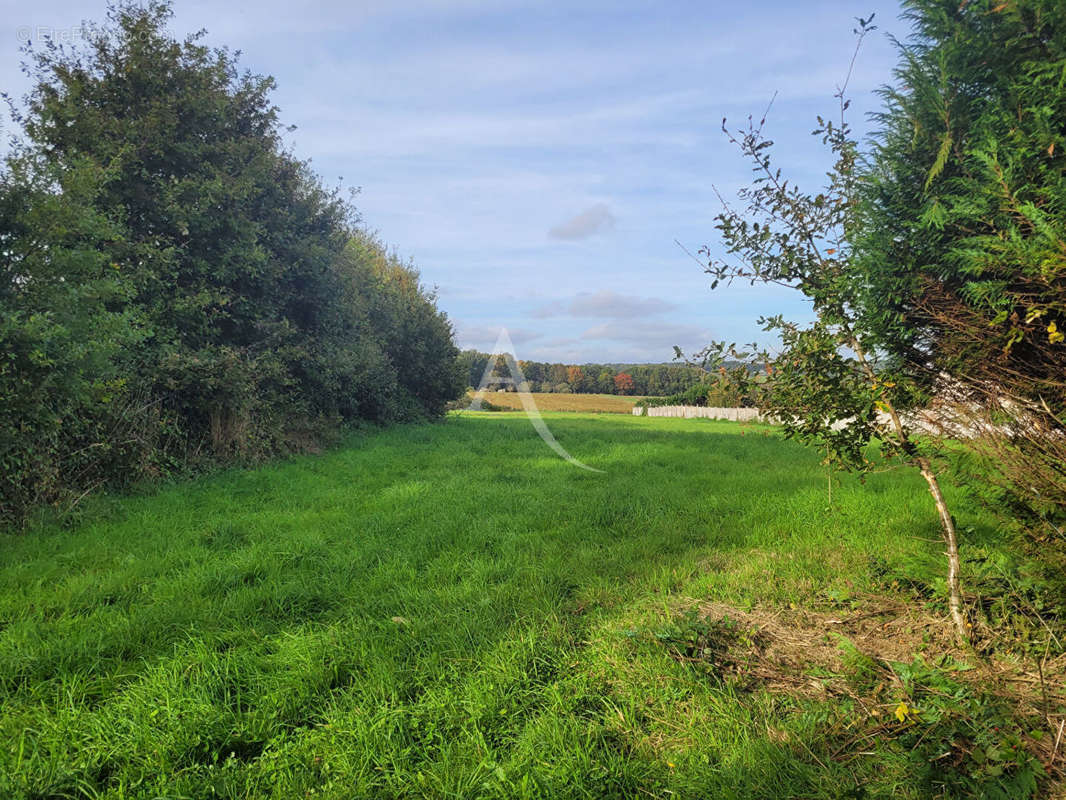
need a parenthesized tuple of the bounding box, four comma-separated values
(0, 414, 1027, 798)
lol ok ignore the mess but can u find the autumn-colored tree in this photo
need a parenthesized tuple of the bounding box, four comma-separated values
(566, 366, 586, 392)
(614, 372, 635, 395)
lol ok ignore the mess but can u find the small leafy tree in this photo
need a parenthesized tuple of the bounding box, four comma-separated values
(692, 16, 970, 642)
(597, 368, 615, 393)
(614, 372, 635, 395)
(548, 363, 569, 386)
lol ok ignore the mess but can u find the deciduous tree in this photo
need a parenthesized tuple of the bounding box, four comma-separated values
(695, 16, 970, 641)
(0, 1, 461, 522)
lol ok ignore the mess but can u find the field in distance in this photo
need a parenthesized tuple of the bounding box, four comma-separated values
(471, 390, 650, 413)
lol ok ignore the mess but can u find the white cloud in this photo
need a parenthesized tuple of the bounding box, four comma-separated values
(581, 319, 710, 350)
(548, 204, 616, 241)
(453, 323, 543, 351)
(533, 290, 676, 318)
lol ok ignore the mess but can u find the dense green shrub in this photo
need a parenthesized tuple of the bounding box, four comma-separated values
(0, 2, 461, 525)
(0, 155, 156, 517)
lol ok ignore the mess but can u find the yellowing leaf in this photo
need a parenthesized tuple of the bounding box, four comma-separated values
(1049, 321, 1064, 344)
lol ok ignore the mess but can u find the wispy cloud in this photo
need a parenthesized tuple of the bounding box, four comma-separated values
(548, 203, 616, 241)
(453, 323, 543, 351)
(534, 290, 677, 319)
(581, 319, 710, 349)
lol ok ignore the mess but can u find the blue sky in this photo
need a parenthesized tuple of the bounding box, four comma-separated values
(2, 0, 911, 363)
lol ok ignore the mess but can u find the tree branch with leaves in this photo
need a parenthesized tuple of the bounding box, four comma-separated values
(688, 15, 970, 643)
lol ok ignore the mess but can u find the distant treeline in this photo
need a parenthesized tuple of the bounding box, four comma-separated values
(0, 4, 462, 524)
(457, 351, 713, 396)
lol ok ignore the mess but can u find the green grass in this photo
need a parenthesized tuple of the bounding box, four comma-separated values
(0, 413, 1036, 798)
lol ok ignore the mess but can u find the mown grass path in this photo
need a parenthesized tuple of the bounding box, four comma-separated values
(0, 413, 1008, 798)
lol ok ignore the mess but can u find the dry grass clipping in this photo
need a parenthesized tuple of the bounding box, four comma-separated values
(670, 597, 1066, 783)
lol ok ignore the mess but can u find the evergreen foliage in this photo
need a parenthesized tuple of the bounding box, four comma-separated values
(858, 0, 1066, 544)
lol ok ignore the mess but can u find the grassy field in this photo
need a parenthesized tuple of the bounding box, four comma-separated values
(474, 391, 648, 413)
(0, 413, 1055, 799)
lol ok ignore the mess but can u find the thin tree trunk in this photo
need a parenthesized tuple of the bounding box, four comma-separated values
(848, 336, 968, 644)
(826, 445, 833, 508)
(917, 456, 968, 644)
